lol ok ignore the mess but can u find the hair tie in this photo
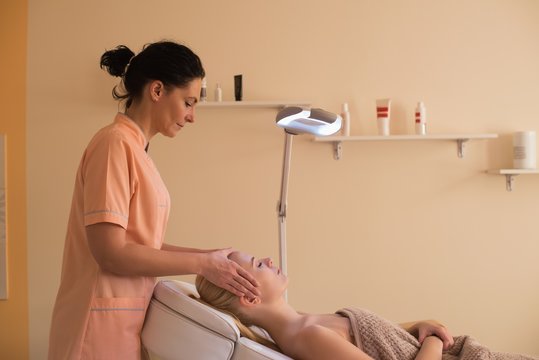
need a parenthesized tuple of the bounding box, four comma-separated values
(124, 54, 136, 76)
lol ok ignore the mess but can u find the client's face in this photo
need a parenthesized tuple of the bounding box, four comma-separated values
(229, 251, 288, 302)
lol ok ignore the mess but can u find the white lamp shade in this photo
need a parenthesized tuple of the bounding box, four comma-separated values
(276, 107, 342, 136)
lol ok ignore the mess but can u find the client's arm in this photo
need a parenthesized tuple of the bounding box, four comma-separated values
(400, 320, 454, 350)
(414, 336, 443, 360)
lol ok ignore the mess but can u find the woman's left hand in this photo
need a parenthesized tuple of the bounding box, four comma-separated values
(414, 320, 454, 350)
(201, 248, 260, 299)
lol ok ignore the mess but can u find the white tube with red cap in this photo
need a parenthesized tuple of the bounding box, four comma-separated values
(415, 101, 427, 135)
(376, 98, 391, 136)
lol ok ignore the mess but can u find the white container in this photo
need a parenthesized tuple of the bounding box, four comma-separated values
(377, 118, 390, 136)
(513, 131, 536, 169)
(214, 83, 222, 102)
(415, 101, 427, 135)
(341, 102, 350, 136)
(376, 98, 391, 136)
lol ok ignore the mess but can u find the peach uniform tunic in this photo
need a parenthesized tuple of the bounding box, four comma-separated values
(49, 113, 170, 359)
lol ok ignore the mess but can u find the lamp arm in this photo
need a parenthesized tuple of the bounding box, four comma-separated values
(277, 132, 293, 278)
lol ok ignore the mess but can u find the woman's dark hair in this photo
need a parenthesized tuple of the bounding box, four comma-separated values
(100, 41, 205, 108)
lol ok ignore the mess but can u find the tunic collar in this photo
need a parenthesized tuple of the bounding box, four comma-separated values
(114, 113, 150, 152)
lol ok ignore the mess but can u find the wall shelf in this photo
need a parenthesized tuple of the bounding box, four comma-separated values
(197, 101, 311, 109)
(314, 133, 498, 160)
(487, 169, 539, 192)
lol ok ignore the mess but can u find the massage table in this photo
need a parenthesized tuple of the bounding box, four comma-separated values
(141, 279, 293, 360)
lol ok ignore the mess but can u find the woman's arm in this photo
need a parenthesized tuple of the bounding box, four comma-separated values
(414, 336, 443, 360)
(86, 222, 259, 297)
(291, 325, 373, 360)
(161, 243, 215, 253)
(400, 320, 454, 350)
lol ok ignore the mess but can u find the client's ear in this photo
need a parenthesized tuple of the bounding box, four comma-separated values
(239, 295, 261, 307)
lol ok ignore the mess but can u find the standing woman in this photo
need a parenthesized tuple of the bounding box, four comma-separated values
(48, 41, 259, 359)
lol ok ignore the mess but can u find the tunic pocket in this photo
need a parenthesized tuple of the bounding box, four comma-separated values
(82, 297, 147, 360)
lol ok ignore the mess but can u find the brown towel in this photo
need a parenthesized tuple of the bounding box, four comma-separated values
(337, 307, 538, 360)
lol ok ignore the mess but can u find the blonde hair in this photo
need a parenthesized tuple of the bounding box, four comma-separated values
(193, 275, 280, 352)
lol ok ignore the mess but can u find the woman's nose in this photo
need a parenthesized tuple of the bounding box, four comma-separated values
(265, 258, 273, 267)
(186, 108, 195, 123)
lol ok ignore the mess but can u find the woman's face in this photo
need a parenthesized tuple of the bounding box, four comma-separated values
(152, 78, 201, 138)
(228, 251, 288, 302)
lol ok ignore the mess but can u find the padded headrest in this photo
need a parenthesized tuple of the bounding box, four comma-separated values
(153, 279, 241, 341)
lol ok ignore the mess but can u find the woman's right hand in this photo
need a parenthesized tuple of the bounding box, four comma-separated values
(201, 248, 260, 299)
(414, 320, 454, 350)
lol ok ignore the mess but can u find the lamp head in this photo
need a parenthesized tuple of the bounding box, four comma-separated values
(276, 107, 342, 136)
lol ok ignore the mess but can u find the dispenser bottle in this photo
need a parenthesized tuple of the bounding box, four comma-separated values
(214, 83, 222, 102)
(200, 78, 207, 102)
(415, 101, 427, 135)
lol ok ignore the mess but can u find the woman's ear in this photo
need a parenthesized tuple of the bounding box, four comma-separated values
(149, 80, 164, 102)
(239, 295, 261, 307)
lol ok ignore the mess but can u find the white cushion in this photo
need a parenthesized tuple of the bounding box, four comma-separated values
(142, 298, 235, 360)
(152, 279, 240, 341)
(142, 280, 292, 360)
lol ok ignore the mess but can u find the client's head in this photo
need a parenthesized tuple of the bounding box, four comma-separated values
(195, 251, 288, 350)
(196, 251, 288, 315)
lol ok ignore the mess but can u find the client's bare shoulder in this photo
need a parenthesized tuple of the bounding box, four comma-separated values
(284, 324, 373, 360)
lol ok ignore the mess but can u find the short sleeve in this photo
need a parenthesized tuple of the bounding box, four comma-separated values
(82, 131, 134, 229)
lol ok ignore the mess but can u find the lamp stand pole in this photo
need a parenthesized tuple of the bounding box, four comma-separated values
(277, 132, 293, 300)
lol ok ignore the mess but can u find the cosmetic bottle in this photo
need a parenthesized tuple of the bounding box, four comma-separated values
(341, 102, 350, 136)
(214, 83, 222, 102)
(376, 98, 391, 136)
(415, 102, 427, 135)
(200, 78, 207, 102)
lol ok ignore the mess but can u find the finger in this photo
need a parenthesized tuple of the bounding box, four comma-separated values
(228, 276, 261, 300)
(223, 283, 245, 297)
(442, 339, 452, 350)
(233, 273, 261, 298)
(235, 263, 260, 287)
(417, 329, 428, 343)
(444, 336, 455, 350)
(219, 248, 234, 256)
(436, 329, 453, 349)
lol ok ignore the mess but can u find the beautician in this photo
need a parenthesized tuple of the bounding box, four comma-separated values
(48, 41, 259, 359)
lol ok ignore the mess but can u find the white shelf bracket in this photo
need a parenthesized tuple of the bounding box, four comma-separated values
(457, 139, 468, 158)
(333, 141, 342, 160)
(504, 174, 517, 192)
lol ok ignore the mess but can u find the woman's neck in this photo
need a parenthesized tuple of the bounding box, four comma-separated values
(124, 102, 154, 141)
(247, 300, 309, 344)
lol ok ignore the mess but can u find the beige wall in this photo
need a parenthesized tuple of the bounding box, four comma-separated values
(27, 0, 539, 358)
(0, 0, 29, 358)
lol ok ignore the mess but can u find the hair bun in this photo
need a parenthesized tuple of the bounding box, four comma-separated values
(100, 45, 135, 77)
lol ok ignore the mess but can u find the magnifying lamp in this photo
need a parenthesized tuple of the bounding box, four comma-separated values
(275, 107, 342, 289)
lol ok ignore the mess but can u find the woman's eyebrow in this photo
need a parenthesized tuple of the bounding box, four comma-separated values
(250, 257, 255, 268)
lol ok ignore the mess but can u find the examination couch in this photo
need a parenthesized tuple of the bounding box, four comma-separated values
(141, 280, 293, 360)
